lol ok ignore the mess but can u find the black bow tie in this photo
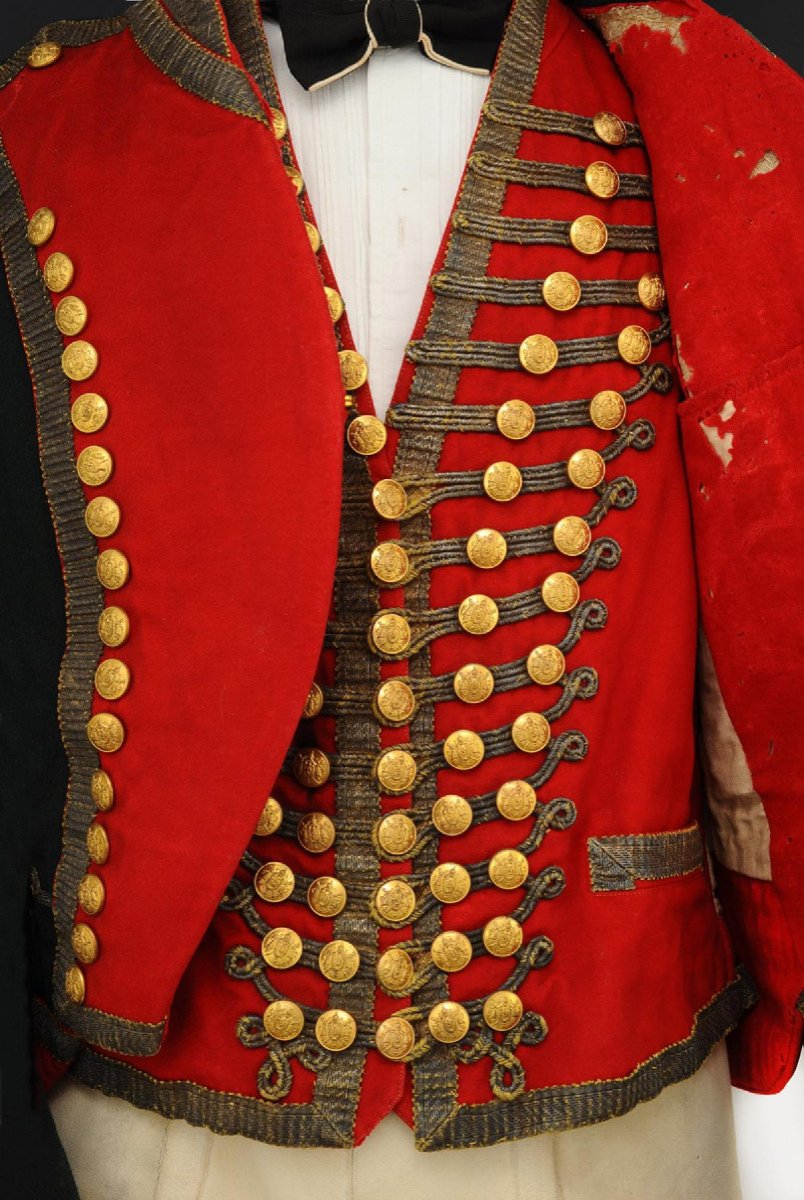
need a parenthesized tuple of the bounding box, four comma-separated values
(260, 1, 513, 91)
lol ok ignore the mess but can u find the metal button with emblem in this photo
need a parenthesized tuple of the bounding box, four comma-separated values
(376, 747, 417, 794)
(453, 663, 494, 704)
(55, 295, 88, 336)
(427, 1000, 470, 1044)
(27, 42, 62, 68)
(467, 528, 507, 569)
(339, 349, 368, 390)
(302, 682, 324, 718)
(98, 605, 129, 647)
(489, 848, 529, 890)
(483, 461, 522, 502)
(617, 324, 652, 364)
(371, 542, 410, 584)
(589, 389, 626, 430)
(429, 862, 471, 904)
(71, 392, 108, 433)
(637, 272, 666, 311)
(78, 873, 105, 916)
(307, 875, 346, 916)
(376, 1015, 416, 1060)
(85, 496, 120, 538)
(297, 812, 335, 853)
(569, 215, 608, 255)
(553, 515, 591, 557)
(27, 207, 55, 246)
(94, 658, 130, 700)
(496, 398, 535, 440)
(263, 999, 304, 1040)
(318, 940, 360, 982)
(71, 923, 99, 965)
(324, 286, 344, 322)
(43, 252, 74, 293)
(458, 593, 498, 635)
(443, 729, 485, 771)
(261, 927, 302, 969)
(86, 822, 110, 864)
(542, 571, 580, 613)
(483, 915, 524, 957)
(269, 106, 287, 139)
(593, 110, 627, 146)
(370, 612, 411, 656)
(254, 862, 295, 903)
(372, 478, 407, 519)
(526, 645, 565, 686)
(347, 413, 386, 455)
(316, 1009, 357, 1051)
(305, 222, 322, 252)
(512, 712, 551, 753)
(96, 548, 129, 590)
(375, 678, 416, 724)
(86, 712, 124, 752)
(377, 811, 417, 855)
(567, 448, 605, 489)
(256, 796, 282, 836)
(76, 445, 113, 487)
(91, 769, 114, 811)
(585, 161, 620, 198)
(432, 794, 472, 836)
(65, 966, 86, 1004)
(518, 333, 558, 375)
(285, 164, 304, 194)
(62, 340, 98, 382)
(542, 271, 581, 311)
(292, 747, 331, 788)
(483, 990, 523, 1031)
(431, 930, 472, 972)
(496, 779, 537, 821)
(376, 947, 414, 992)
(374, 878, 416, 922)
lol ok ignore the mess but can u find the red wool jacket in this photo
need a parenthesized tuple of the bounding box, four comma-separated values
(0, 0, 800, 1151)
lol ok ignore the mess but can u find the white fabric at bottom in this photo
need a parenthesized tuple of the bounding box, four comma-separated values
(50, 1040, 741, 1200)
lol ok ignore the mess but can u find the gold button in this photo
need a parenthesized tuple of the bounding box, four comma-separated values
(589, 389, 626, 430)
(71, 392, 108, 433)
(489, 848, 529, 889)
(466, 528, 507, 569)
(94, 658, 130, 700)
(372, 478, 407, 519)
(593, 110, 627, 146)
(496, 779, 537, 821)
(376, 678, 416, 723)
(85, 496, 120, 538)
(76, 445, 113, 487)
(370, 612, 412, 656)
(512, 712, 551, 753)
(255, 796, 283, 836)
(292, 747, 331, 788)
(376, 1015, 416, 1060)
(370, 542, 410, 584)
(27, 41, 62, 68)
(429, 863, 471, 904)
(377, 811, 417, 855)
(254, 861, 295, 903)
(431, 930, 472, 972)
(553, 515, 591, 557)
(98, 605, 129, 647)
(62, 339, 99, 382)
(65, 965, 86, 1004)
(496, 399, 535, 440)
(585, 161, 620, 198)
(339, 349, 368, 391)
(617, 324, 652, 364)
(318, 940, 360, 982)
(86, 821, 110, 865)
(443, 730, 485, 771)
(91, 768, 114, 811)
(307, 875, 347, 916)
(324, 285, 344, 322)
(483, 915, 524, 957)
(483, 989, 523, 1031)
(483, 461, 522, 502)
(77, 873, 105, 916)
(432, 794, 472, 836)
(427, 1001, 470, 1044)
(637, 272, 666, 311)
(43, 252, 74, 293)
(298, 811, 336, 853)
(518, 333, 558, 375)
(263, 999, 304, 1041)
(302, 681, 324, 718)
(305, 222, 322, 252)
(542, 271, 581, 311)
(316, 1008, 357, 1051)
(376, 748, 417, 795)
(458, 593, 499, 635)
(453, 663, 494, 704)
(55, 295, 87, 335)
(376, 947, 414, 992)
(96, 548, 129, 590)
(71, 923, 99, 965)
(569, 215, 608, 255)
(86, 712, 125, 753)
(285, 164, 304, 194)
(347, 413, 386, 455)
(526, 645, 565, 686)
(269, 106, 287, 139)
(567, 448, 606, 489)
(27, 207, 55, 246)
(542, 571, 580, 613)
(375, 878, 416, 922)
(261, 927, 302, 969)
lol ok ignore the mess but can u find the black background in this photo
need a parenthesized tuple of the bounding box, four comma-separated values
(0, 0, 802, 71)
